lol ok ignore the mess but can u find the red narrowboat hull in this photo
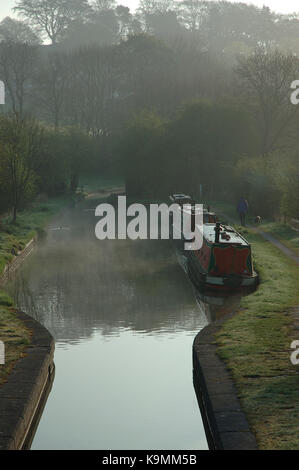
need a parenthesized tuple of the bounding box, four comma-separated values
(186, 231, 258, 291)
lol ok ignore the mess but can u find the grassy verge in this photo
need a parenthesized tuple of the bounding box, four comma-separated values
(209, 200, 299, 256)
(0, 293, 31, 387)
(0, 197, 70, 275)
(209, 200, 299, 448)
(0, 195, 70, 387)
(79, 173, 124, 193)
(206, 203, 299, 449)
(261, 222, 299, 256)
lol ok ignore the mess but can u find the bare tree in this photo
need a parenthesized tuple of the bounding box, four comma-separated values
(65, 45, 119, 135)
(177, 0, 208, 32)
(14, 0, 90, 44)
(0, 41, 38, 119)
(34, 51, 69, 129)
(237, 47, 299, 156)
(0, 116, 46, 222)
(91, 0, 116, 12)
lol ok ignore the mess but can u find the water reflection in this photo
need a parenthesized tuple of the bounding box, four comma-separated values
(9, 208, 210, 343)
(7, 204, 241, 450)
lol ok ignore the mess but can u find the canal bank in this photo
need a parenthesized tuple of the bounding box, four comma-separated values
(0, 196, 73, 388)
(0, 197, 71, 448)
(0, 238, 56, 450)
(193, 316, 257, 450)
(193, 207, 299, 450)
(0, 239, 36, 287)
(0, 310, 54, 450)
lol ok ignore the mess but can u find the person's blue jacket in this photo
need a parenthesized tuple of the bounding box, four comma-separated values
(237, 198, 248, 214)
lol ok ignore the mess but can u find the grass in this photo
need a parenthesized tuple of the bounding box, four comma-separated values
(79, 173, 125, 193)
(0, 197, 69, 275)
(208, 200, 240, 222)
(209, 200, 299, 256)
(213, 224, 299, 449)
(0, 195, 70, 387)
(207, 200, 299, 448)
(0, 293, 31, 387)
(261, 222, 299, 256)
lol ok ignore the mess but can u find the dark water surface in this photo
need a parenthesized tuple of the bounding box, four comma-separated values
(8, 204, 238, 450)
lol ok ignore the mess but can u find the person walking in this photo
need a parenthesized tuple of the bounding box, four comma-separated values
(237, 197, 249, 226)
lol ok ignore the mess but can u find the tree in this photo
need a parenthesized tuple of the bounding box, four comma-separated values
(65, 45, 119, 135)
(234, 154, 281, 218)
(14, 0, 90, 44)
(0, 116, 46, 222)
(237, 47, 299, 156)
(201, 3, 276, 51)
(145, 11, 183, 38)
(118, 35, 177, 115)
(177, 0, 208, 33)
(116, 6, 134, 39)
(280, 156, 299, 219)
(0, 17, 41, 44)
(62, 9, 119, 47)
(137, 0, 176, 33)
(0, 41, 39, 119)
(34, 50, 69, 128)
(91, 0, 116, 12)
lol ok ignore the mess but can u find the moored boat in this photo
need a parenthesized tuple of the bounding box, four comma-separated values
(168, 194, 258, 291)
(187, 222, 258, 290)
(169, 194, 218, 224)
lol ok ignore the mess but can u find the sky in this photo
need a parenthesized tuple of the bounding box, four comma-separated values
(0, 0, 298, 22)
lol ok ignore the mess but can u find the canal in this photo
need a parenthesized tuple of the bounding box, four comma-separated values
(7, 198, 241, 450)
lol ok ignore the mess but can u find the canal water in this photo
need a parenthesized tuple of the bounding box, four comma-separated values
(7, 200, 240, 450)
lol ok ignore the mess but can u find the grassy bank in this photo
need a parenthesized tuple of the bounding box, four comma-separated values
(0, 195, 70, 387)
(0, 293, 31, 387)
(0, 197, 70, 275)
(209, 199, 299, 256)
(79, 173, 124, 193)
(216, 230, 299, 449)
(261, 222, 299, 256)
(207, 201, 299, 449)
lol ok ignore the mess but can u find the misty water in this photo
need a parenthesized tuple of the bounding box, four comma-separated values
(7, 200, 241, 450)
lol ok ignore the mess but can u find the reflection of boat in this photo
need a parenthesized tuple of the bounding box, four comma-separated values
(187, 222, 258, 290)
(194, 288, 233, 306)
(175, 246, 251, 324)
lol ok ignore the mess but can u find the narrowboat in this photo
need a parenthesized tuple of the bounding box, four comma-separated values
(168, 194, 258, 290)
(187, 222, 258, 290)
(169, 194, 218, 224)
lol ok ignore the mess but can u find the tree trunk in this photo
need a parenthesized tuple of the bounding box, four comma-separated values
(12, 205, 17, 224)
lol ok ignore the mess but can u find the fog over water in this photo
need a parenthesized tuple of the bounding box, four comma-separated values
(8, 204, 214, 449)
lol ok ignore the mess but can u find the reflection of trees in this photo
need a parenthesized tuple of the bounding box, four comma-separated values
(9, 275, 39, 320)
(8, 209, 235, 344)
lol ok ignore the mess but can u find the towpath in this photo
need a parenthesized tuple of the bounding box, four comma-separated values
(214, 208, 299, 266)
(254, 227, 299, 265)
